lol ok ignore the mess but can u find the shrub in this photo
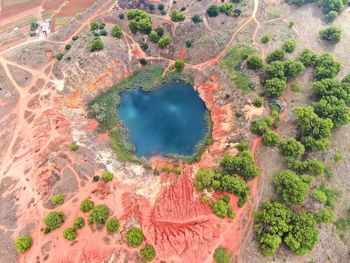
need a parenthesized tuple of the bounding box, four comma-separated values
(219, 3, 234, 15)
(261, 35, 270, 43)
(111, 25, 122, 38)
(72, 35, 79, 41)
(314, 53, 341, 80)
(140, 244, 156, 261)
(125, 227, 145, 247)
(250, 117, 273, 135)
(88, 204, 110, 224)
(266, 49, 285, 63)
(334, 149, 343, 163)
(70, 143, 79, 151)
(93, 175, 100, 182)
(283, 60, 305, 80)
(51, 193, 64, 205)
(262, 131, 280, 146)
(106, 217, 120, 234)
(320, 26, 342, 44)
(99, 23, 105, 30)
(192, 14, 203, 23)
(44, 211, 65, 233)
(207, 5, 220, 17)
(119, 13, 125, 19)
(174, 59, 185, 72)
(140, 58, 147, 65)
(312, 189, 327, 205)
(149, 30, 160, 43)
(170, 10, 185, 22)
(214, 247, 230, 263)
(65, 44, 72, 50)
(140, 42, 149, 51)
(127, 9, 152, 34)
(73, 217, 85, 229)
(279, 138, 305, 158)
(155, 27, 164, 37)
(211, 196, 234, 218)
(313, 208, 335, 223)
(265, 78, 287, 98)
(252, 98, 263, 107)
(56, 53, 64, 61)
(186, 38, 194, 48)
(298, 49, 317, 66)
(247, 55, 264, 70)
(158, 35, 172, 48)
(291, 83, 300, 92)
(80, 199, 95, 213)
(102, 170, 113, 182)
(90, 38, 104, 52)
(149, 3, 155, 10)
(158, 4, 165, 11)
(63, 228, 77, 241)
(325, 10, 338, 22)
(90, 21, 99, 30)
(282, 39, 296, 53)
(15, 236, 32, 253)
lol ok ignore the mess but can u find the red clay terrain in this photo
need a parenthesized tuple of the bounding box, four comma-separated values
(0, 0, 268, 262)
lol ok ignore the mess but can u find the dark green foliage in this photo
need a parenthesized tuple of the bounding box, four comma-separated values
(90, 21, 99, 30)
(88, 204, 109, 224)
(149, 30, 160, 42)
(298, 49, 317, 66)
(295, 106, 333, 151)
(313, 208, 335, 223)
(140, 244, 156, 261)
(279, 137, 305, 158)
(155, 27, 164, 36)
(72, 35, 79, 41)
(318, 0, 346, 15)
(44, 211, 65, 233)
(325, 10, 338, 21)
(30, 21, 39, 31)
(250, 117, 273, 135)
(170, 10, 185, 22)
(15, 236, 32, 253)
(192, 14, 203, 23)
(102, 170, 113, 182)
(320, 26, 342, 43)
(211, 196, 235, 218)
(261, 35, 270, 43)
(266, 49, 285, 63)
(220, 151, 260, 181)
(221, 175, 249, 205)
(90, 38, 104, 52)
(140, 42, 149, 51)
(314, 53, 341, 80)
(282, 39, 297, 53)
(65, 44, 71, 50)
(283, 60, 305, 80)
(264, 61, 286, 81)
(63, 228, 77, 241)
(99, 29, 107, 36)
(274, 170, 309, 205)
(186, 38, 194, 48)
(106, 218, 120, 233)
(219, 3, 234, 15)
(207, 5, 220, 17)
(313, 96, 350, 126)
(125, 228, 145, 247)
(252, 98, 263, 107)
(158, 4, 165, 11)
(56, 53, 64, 61)
(247, 55, 264, 70)
(265, 78, 287, 98)
(236, 140, 249, 152)
(149, 3, 155, 10)
(51, 193, 64, 205)
(73, 217, 85, 229)
(284, 212, 319, 255)
(70, 143, 78, 151)
(93, 175, 100, 182)
(286, 157, 325, 176)
(127, 9, 152, 34)
(111, 25, 122, 38)
(313, 78, 350, 103)
(213, 247, 230, 263)
(158, 35, 172, 48)
(119, 13, 125, 19)
(140, 58, 147, 65)
(262, 131, 280, 146)
(80, 199, 94, 212)
(174, 59, 185, 72)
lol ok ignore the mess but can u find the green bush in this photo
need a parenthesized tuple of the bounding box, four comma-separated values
(56, 53, 64, 61)
(101, 170, 114, 182)
(44, 211, 65, 233)
(261, 35, 270, 43)
(111, 25, 122, 38)
(15, 236, 32, 253)
(265, 78, 287, 98)
(262, 131, 280, 146)
(291, 83, 300, 92)
(149, 30, 160, 42)
(334, 149, 343, 163)
(73, 217, 85, 229)
(279, 137, 305, 158)
(127, 9, 152, 34)
(106, 218, 120, 234)
(51, 193, 64, 205)
(170, 10, 185, 22)
(186, 38, 194, 48)
(125, 227, 145, 247)
(155, 27, 164, 37)
(219, 3, 234, 15)
(320, 26, 342, 44)
(90, 38, 104, 52)
(325, 10, 338, 22)
(213, 247, 230, 263)
(298, 49, 317, 66)
(174, 59, 185, 72)
(314, 53, 341, 80)
(250, 117, 273, 135)
(70, 143, 79, 151)
(90, 21, 99, 30)
(158, 35, 172, 48)
(252, 98, 263, 107)
(313, 208, 335, 223)
(140, 58, 147, 66)
(88, 204, 110, 224)
(247, 55, 264, 70)
(211, 196, 234, 219)
(65, 44, 72, 50)
(80, 199, 95, 213)
(282, 39, 296, 53)
(72, 35, 79, 41)
(119, 13, 125, 19)
(140, 244, 156, 261)
(63, 228, 77, 241)
(158, 4, 164, 11)
(266, 49, 285, 63)
(192, 14, 203, 23)
(312, 189, 327, 205)
(207, 5, 220, 17)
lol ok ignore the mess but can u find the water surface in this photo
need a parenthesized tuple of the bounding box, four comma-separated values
(118, 82, 208, 157)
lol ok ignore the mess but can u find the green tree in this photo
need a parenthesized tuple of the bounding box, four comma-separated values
(266, 49, 285, 63)
(312, 189, 327, 205)
(250, 117, 273, 135)
(313, 96, 350, 126)
(262, 130, 280, 146)
(313, 208, 335, 223)
(51, 193, 64, 205)
(106, 218, 120, 233)
(15, 236, 32, 253)
(247, 55, 264, 70)
(111, 25, 122, 38)
(127, 9, 152, 34)
(252, 98, 263, 107)
(140, 244, 156, 261)
(195, 168, 216, 190)
(282, 39, 297, 53)
(314, 53, 341, 80)
(88, 204, 109, 224)
(158, 4, 165, 11)
(221, 175, 250, 206)
(192, 14, 203, 23)
(63, 228, 77, 241)
(170, 10, 185, 22)
(320, 26, 342, 43)
(283, 60, 305, 79)
(325, 10, 338, 22)
(90, 21, 99, 30)
(279, 138, 305, 158)
(219, 3, 234, 15)
(73, 217, 85, 229)
(265, 78, 287, 98)
(102, 170, 113, 182)
(125, 227, 145, 247)
(80, 199, 94, 212)
(313, 78, 350, 103)
(264, 61, 286, 80)
(211, 196, 233, 218)
(90, 38, 104, 52)
(298, 49, 317, 66)
(274, 170, 309, 205)
(158, 35, 172, 48)
(207, 5, 220, 17)
(258, 234, 282, 256)
(261, 35, 270, 43)
(44, 211, 65, 233)
(174, 59, 185, 72)
(213, 247, 230, 263)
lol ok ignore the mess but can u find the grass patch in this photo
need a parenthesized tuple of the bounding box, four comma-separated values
(267, 10, 280, 20)
(220, 44, 256, 94)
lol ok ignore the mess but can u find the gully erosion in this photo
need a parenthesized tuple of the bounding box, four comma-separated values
(0, 0, 265, 262)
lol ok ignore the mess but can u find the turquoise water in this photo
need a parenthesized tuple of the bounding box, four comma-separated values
(118, 82, 208, 157)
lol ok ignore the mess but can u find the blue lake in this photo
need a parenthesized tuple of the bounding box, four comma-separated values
(118, 82, 208, 157)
